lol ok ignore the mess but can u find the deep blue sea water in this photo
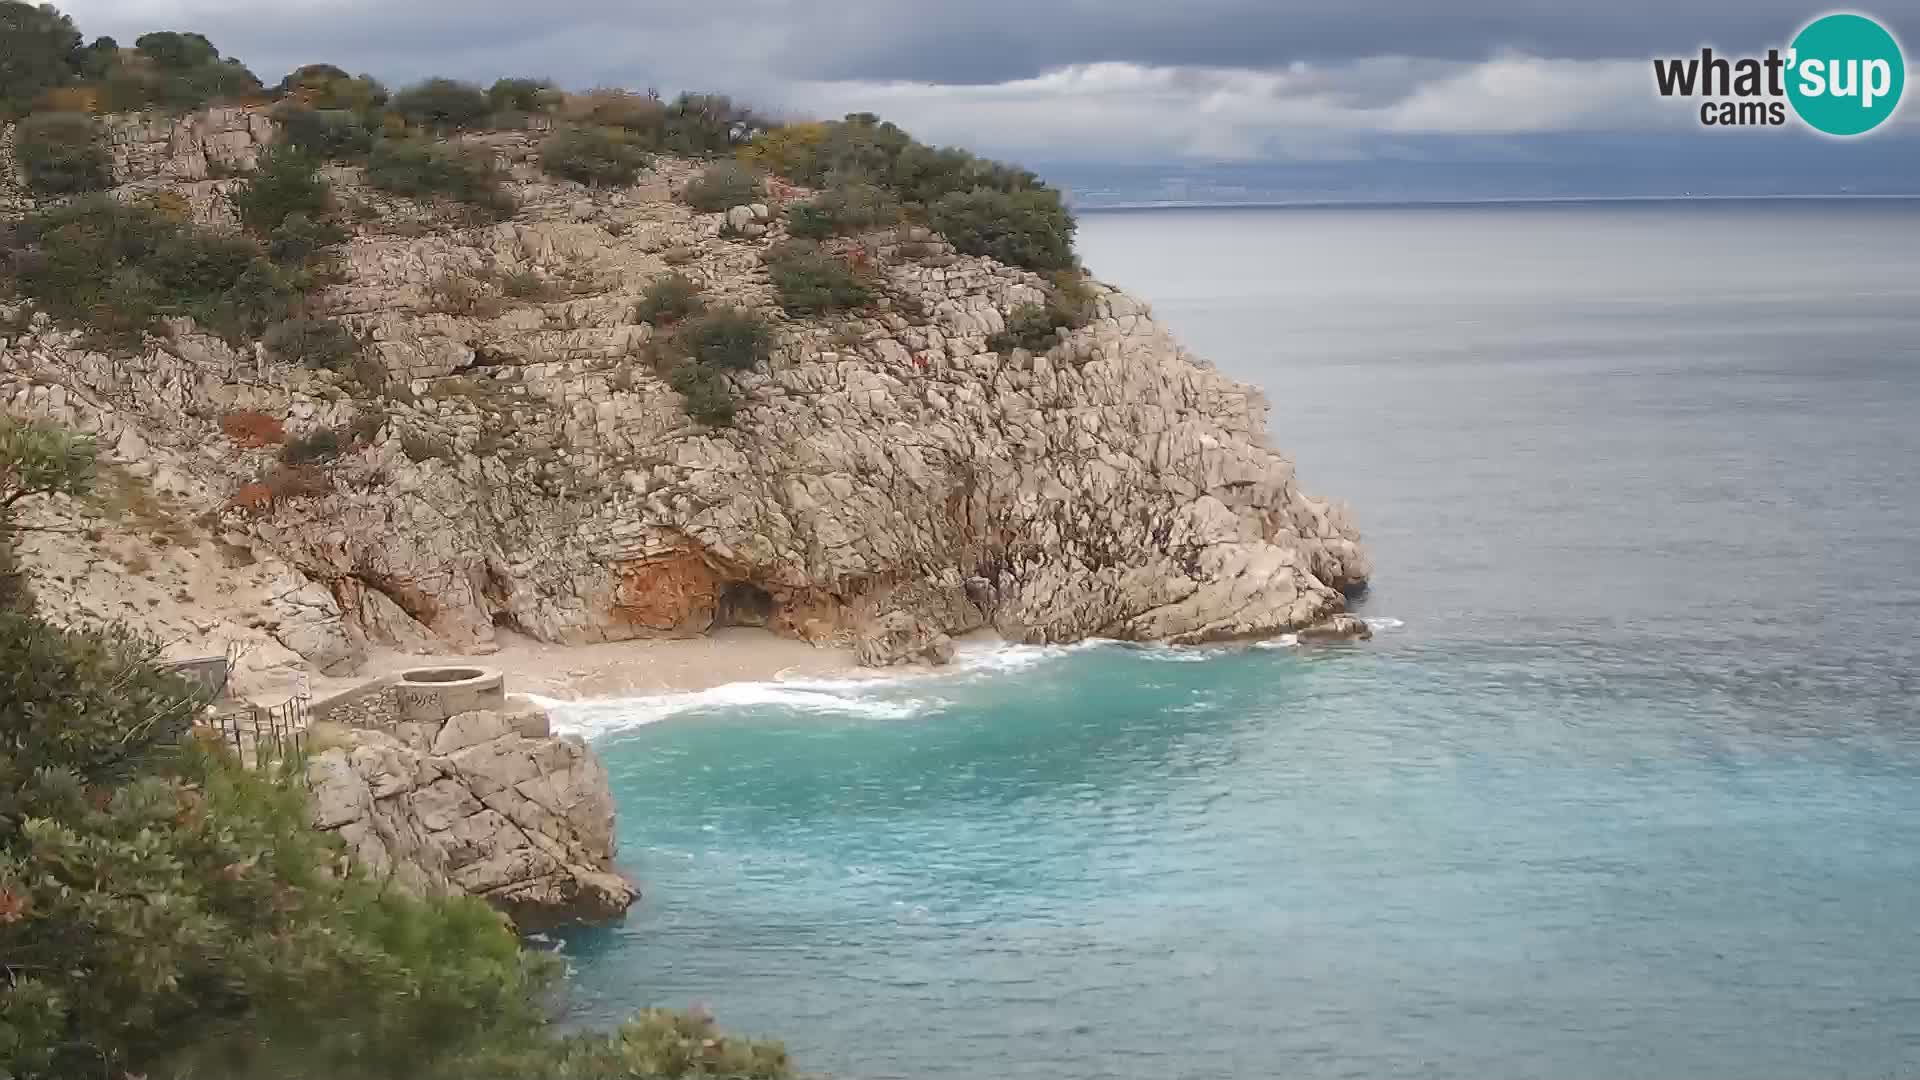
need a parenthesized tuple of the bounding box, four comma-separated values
(550, 200, 1920, 1080)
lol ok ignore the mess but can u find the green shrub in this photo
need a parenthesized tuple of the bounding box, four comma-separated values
(659, 92, 760, 156)
(367, 139, 514, 217)
(133, 30, 218, 69)
(232, 150, 331, 234)
(488, 77, 558, 114)
(680, 161, 760, 212)
(669, 363, 737, 426)
(740, 113, 1079, 270)
(277, 64, 387, 109)
(501, 270, 558, 300)
(541, 126, 649, 187)
(988, 303, 1059, 353)
(929, 187, 1076, 271)
(14, 112, 111, 195)
(5, 197, 300, 347)
(264, 316, 356, 369)
(275, 104, 375, 160)
(268, 211, 349, 264)
(391, 77, 491, 130)
(765, 240, 870, 316)
(784, 180, 901, 239)
(633, 273, 704, 326)
(986, 272, 1096, 353)
(678, 307, 771, 371)
(278, 426, 344, 464)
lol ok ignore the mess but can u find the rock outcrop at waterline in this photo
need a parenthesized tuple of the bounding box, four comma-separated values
(304, 695, 636, 929)
(0, 107, 1371, 680)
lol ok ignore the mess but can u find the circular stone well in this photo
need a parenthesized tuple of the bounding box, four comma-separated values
(394, 666, 507, 723)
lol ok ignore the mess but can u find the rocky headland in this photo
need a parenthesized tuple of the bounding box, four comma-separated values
(3, 105, 1370, 689)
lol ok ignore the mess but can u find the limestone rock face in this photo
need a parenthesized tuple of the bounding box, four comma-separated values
(1, 111, 1372, 672)
(856, 610, 957, 667)
(305, 702, 635, 929)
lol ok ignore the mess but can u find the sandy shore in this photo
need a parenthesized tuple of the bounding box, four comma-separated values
(286, 627, 864, 707)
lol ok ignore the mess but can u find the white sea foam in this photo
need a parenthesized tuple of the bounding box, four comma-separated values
(533, 681, 931, 737)
(1250, 634, 1300, 649)
(1365, 616, 1406, 630)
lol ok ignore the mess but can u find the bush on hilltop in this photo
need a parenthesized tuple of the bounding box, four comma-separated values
(391, 77, 492, 131)
(541, 126, 650, 187)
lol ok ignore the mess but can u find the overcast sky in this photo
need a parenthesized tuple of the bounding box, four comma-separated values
(51, 0, 1920, 171)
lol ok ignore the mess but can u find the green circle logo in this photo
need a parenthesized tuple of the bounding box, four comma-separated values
(1787, 13, 1906, 135)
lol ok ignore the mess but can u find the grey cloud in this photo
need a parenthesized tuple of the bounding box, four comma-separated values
(62, 0, 1844, 91)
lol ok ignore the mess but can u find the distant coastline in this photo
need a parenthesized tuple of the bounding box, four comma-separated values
(1074, 192, 1920, 212)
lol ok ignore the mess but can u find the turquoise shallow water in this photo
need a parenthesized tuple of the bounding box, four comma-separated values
(552, 200, 1920, 1079)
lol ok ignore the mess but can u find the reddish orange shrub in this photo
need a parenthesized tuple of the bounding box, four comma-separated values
(220, 410, 286, 448)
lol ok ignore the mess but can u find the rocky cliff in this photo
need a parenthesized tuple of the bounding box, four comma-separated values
(1, 107, 1370, 681)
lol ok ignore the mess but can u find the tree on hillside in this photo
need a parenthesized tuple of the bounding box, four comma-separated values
(133, 29, 219, 69)
(0, 1, 83, 118)
(0, 415, 95, 611)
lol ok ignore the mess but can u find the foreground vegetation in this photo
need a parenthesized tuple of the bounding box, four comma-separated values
(0, 415, 793, 1078)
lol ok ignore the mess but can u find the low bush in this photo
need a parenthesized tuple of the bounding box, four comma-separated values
(261, 461, 333, 499)
(277, 64, 388, 112)
(928, 187, 1076, 271)
(633, 273, 704, 326)
(367, 139, 514, 218)
(668, 363, 737, 426)
(740, 113, 1080, 271)
(986, 272, 1096, 354)
(391, 77, 491, 131)
(488, 77, 558, 114)
(4, 197, 301, 348)
(264, 316, 357, 370)
(220, 410, 286, 447)
(541, 126, 649, 187)
(231, 150, 331, 234)
(501, 270, 559, 300)
(680, 161, 760, 212)
(275, 104, 375, 161)
(400, 431, 452, 463)
(678, 307, 771, 372)
(764, 240, 870, 316)
(988, 303, 1060, 353)
(14, 112, 112, 195)
(425, 272, 505, 318)
(268, 212, 349, 264)
(562, 89, 665, 136)
(278, 427, 343, 465)
(784, 180, 901, 239)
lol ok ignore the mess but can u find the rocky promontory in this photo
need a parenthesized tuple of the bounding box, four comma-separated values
(0, 105, 1370, 683)
(305, 688, 635, 929)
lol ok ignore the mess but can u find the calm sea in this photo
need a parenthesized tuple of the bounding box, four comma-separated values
(552, 200, 1920, 1080)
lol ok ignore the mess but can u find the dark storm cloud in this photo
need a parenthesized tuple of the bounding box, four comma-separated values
(784, 0, 1828, 85)
(61, 0, 1837, 91)
(50, 0, 1919, 166)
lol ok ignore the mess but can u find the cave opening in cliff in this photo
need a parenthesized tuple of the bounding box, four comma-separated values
(714, 582, 774, 628)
